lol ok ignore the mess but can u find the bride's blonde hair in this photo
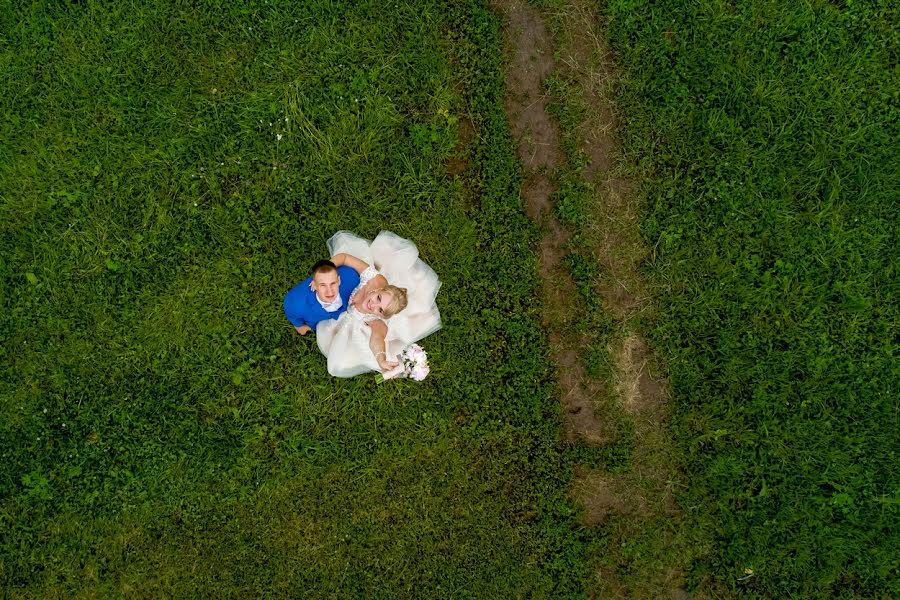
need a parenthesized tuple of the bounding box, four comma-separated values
(383, 285, 408, 318)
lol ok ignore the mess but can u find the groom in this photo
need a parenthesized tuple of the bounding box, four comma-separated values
(283, 259, 360, 335)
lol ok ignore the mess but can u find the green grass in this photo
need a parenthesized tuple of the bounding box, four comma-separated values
(6, 0, 895, 596)
(607, 0, 899, 596)
(0, 1, 593, 595)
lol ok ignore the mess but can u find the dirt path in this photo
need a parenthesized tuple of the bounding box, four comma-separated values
(492, 0, 702, 596)
(495, 0, 608, 444)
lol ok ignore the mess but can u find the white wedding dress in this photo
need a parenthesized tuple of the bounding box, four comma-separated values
(316, 231, 442, 378)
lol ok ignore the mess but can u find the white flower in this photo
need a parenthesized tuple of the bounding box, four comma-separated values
(276, 134, 283, 141)
(379, 344, 430, 383)
(411, 365, 429, 381)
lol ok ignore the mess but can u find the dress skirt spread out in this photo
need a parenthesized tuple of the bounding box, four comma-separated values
(316, 231, 442, 377)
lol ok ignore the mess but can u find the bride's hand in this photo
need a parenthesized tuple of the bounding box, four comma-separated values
(378, 357, 399, 371)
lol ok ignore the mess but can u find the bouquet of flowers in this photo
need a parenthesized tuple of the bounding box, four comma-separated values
(378, 344, 430, 382)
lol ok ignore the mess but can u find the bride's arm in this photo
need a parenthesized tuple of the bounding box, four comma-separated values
(367, 320, 399, 371)
(330, 253, 369, 274)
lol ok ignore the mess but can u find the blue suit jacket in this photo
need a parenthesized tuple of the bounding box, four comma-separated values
(283, 266, 360, 329)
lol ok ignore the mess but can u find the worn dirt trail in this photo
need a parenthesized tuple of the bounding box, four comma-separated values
(493, 0, 608, 445)
(492, 0, 697, 596)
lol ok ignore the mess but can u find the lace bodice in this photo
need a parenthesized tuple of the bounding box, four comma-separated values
(356, 265, 379, 290)
(348, 266, 380, 322)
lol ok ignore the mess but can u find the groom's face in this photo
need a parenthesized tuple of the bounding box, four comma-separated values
(313, 270, 341, 303)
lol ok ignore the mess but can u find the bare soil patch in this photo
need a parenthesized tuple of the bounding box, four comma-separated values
(522, 174, 552, 221)
(557, 348, 609, 444)
(446, 117, 474, 177)
(494, 0, 560, 170)
(572, 467, 646, 525)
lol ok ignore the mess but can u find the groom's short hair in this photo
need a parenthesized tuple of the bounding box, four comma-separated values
(311, 259, 337, 276)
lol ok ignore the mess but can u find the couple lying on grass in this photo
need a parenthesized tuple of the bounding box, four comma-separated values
(283, 231, 442, 378)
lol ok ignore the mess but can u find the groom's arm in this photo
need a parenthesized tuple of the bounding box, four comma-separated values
(284, 287, 314, 335)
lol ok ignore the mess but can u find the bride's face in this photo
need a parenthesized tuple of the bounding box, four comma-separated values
(360, 288, 394, 317)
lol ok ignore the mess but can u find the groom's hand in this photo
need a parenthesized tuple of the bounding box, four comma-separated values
(295, 325, 312, 335)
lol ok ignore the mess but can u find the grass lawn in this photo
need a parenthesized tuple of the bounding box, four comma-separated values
(1, 1, 591, 595)
(607, 0, 899, 596)
(4, 0, 897, 597)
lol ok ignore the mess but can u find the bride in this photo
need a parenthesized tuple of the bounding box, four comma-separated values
(316, 231, 442, 378)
